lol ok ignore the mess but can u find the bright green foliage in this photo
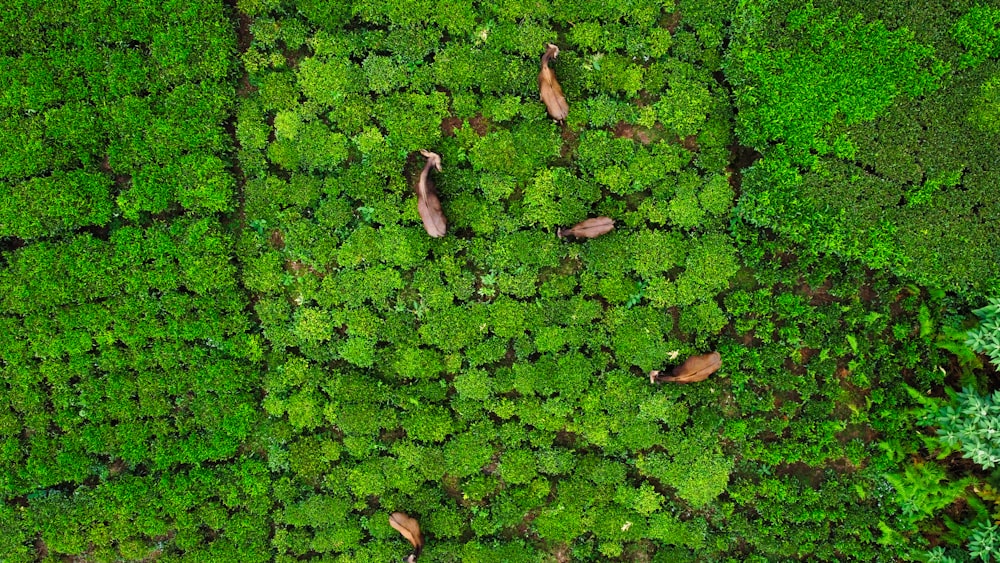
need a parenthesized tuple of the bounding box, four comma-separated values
(2, 171, 112, 238)
(698, 173, 733, 216)
(226, 0, 753, 557)
(0, 1, 234, 224)
(237, 0, 977, 554)
(0, 1, 262, 560)
(885, 461, 972, 523)
(953, 5, 1000, 69)
(656, 73, 715, 137)
(970, 72, 1000, 133)
(887, 306, 1000, 561)
(672, 233, 740, 306)
(924, 546, 962, 563)
(668, 171, 706, 228)
(296, 58, 363, 107)
(523, 167, 600, 227)
(729, 0, 1000, 295)
(636, 437, 733, 508)
(729, 0, 945, 167)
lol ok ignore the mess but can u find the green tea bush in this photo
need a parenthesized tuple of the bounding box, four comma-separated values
(2, 0, 976, 559)
(728, 1, 1000, 295)
(953, 4, 1000, 69)
(672, 233, 740, 306)
(1, 171, 113, 238)
(970, 72, 1000, 133)
(523, 167, 601, 227)
(729, 1, 945, 166)
(0, 0, 268, 558)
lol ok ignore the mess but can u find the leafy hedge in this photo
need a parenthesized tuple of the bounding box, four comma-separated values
(236, 1, 755, 559)
(230, 0, 949, 560)
(0, 1, 264, 561)
(728, 0, 1000, 295)
(0, 0, 235, 235)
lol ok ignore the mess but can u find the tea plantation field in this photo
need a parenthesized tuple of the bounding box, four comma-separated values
(1, 0, 999, 561)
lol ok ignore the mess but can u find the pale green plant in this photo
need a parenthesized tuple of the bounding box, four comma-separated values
(925, 387, 1000, 469)
(966, 296, 1000, 368)
(924, 546, 960, 563)
(968, 521, 1000, 562)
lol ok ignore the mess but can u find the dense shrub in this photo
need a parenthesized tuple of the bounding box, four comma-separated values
(728, 1, 1000, 295)
(0, 0, 262, 559)
(1, 171, 113, 238)
(953, 4, 1000, 69)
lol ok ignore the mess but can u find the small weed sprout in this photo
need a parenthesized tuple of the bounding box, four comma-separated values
(478, 271, 498, 298)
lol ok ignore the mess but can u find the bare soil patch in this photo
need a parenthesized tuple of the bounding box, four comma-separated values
(612, 121, 655, 145)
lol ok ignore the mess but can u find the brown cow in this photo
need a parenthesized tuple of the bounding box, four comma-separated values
(416, 150, 446, 238)
(539, 43, 569, 121)
(389, 512, 424, 562)
(557, 217, 615, 239)
(650, 351, 722, 384)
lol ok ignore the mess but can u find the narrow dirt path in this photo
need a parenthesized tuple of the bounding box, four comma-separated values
(224, 0, 253, 227)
